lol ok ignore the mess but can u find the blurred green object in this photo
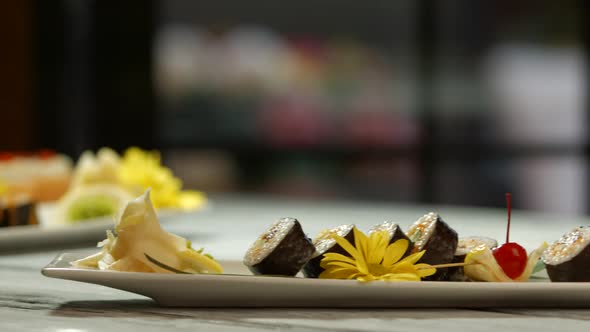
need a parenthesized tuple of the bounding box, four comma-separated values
(66, 195, 119, 222)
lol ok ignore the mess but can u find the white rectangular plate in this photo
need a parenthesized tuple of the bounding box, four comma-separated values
(0, 205, 114, 251)
(0, 203, 205, 251)
(42, 253, 590, 308)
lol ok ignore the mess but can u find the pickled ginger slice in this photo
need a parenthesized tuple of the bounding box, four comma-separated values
(72, 189, 222, 274)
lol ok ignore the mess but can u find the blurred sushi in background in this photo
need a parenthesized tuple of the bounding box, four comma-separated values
(0, 147, 207, 227)
(51, 147, 207, 225)
(0, 150, 73, 203)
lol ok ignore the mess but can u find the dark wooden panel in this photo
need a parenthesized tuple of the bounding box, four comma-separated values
(0, 0, 34, 150)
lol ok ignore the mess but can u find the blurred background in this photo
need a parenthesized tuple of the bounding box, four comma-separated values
(1, 0, 588, 214)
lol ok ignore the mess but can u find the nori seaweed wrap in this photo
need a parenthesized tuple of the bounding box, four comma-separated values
(542, 226, 590, 282)
(302, 224, 355, 278)
(406, 212, 458, 281)
(369, 221, 413, 258)
(243, 217, 315, 276)
(0, 196, 38, 228)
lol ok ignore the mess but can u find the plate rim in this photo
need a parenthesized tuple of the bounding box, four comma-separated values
(40, 252, 590, 308)
(42, 252, 590, 288)
(0, 202, 211, 251)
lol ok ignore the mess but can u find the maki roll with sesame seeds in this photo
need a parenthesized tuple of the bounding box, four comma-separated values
(542, 226, 590, 282)
(448, 236, 498, 281)
(302, 224, 355, 278)
(406, 212, 458, 281)
(243, 217, 315, 276)
(369, 221, 413, 258)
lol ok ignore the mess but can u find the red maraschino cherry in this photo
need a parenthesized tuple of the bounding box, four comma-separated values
(492, 193, 528, 279)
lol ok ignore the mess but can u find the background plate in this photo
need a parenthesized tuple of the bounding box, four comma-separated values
(0, 202, 208, 252)
(42, 253, 590, 308)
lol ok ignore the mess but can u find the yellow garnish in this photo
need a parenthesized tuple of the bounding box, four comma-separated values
(176, 190, 207, 210)
(71, 147, 122, 187)
(319, 227, 436, 282)
(463, 242, 548, 282)
(73, 190, 222, 274)
(118, 147, 204, 210)
(67, 147, 206, 211)
(0, 177, 6, 196)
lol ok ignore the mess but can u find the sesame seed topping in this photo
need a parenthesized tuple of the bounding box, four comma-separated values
(407, 212, 438, 250)
(244, 218, 297, 266)
(542, 226, 590, 265)
(312, 224, 354, 257)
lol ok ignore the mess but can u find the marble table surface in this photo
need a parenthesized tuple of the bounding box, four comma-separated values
(2, 194, 590, 331)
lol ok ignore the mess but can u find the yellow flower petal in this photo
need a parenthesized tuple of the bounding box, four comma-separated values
(367, 231, 389, 265)
(382, 239, 409, 267)
(176, 190, 207, 210)
(325, 266, 360, 275)
(0, 177, 7, 196)
(116, 147, 205, 210)
(357, 274, 377, 282)
(331, 234, 359, 259)
(332, 231, 367, 273)
(319, 227, 432, 282)
(321, 253, 358, 266)
(414, 264, 436, 277)
(389, 261, 417, 274)
(322, 260, 358, 270)
(352, 227, 369, 272)
(398, 249, 425, 265)
(319, 268, 360, 280)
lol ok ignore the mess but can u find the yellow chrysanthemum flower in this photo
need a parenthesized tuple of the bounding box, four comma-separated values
(319, 227, 436, 282)
(118, 147, 206, 210)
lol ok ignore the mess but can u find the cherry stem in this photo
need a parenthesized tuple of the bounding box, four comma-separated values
(506, 192, 511, 244)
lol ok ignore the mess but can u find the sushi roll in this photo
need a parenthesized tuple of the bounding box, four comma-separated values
(244, 217, 315, 276)
(0, 202, 7, 226)
(302, 224, 355, 278)
(406, 212, 458, 281)
(542, 226, 590, 282)
(0, 195, 38, 227)
(369, 221, 413, 257)
(448, 236, 498, 281)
